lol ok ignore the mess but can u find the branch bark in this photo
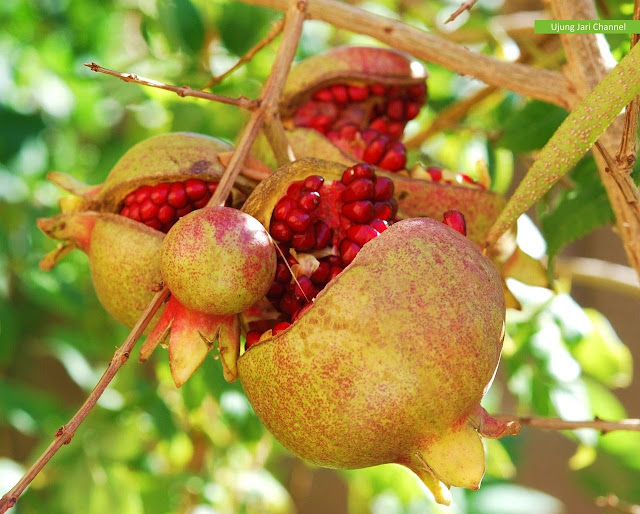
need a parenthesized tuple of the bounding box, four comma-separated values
(239, 0, 572, 108)
(616, 0, 640, 174)
(548, 0, 640, 279)
(0, 287, 170, 514)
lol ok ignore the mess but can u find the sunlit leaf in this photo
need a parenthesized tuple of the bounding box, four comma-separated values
(571, 309, 633, 388)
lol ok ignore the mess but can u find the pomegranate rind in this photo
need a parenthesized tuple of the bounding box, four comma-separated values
(281, 46, 427, 117)
(238, 218, 508, 503)
(161, 207, 277, 316)
(139, 296, 241, 387)
(98, 132, 253, 211)
(89, 214, 165, 329)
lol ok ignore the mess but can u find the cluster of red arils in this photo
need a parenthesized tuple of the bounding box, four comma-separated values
(291, 83, 426, 172)
(245, 163, 396, 346)
(119, 179, 231, 233)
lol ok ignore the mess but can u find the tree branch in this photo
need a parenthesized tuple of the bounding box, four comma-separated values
(550, 0, 640, 279)
(207, 0, 304, 207)
(497, 416, 640, 433)
(239, 0, 572, 108)
(616, 0, 640, 174)
(85, 63, 259, 111)
(596, 494, 640, 514)
(0, 287, 170, 514)
(202, 18, 285, 89)
(446, 0, 478, 24)
(555, 256, 640, 299)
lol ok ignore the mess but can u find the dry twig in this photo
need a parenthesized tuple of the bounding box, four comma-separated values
(202, 18, 286, 89)
(0, 287, 170, 513)
(85, 62, 259, 110)
(207, 0, 305, 208)
(445, 0, 478, 24)
(555, 256, 640, 299)
(497, 416, 640, 433)
(0, 2, 307, 511)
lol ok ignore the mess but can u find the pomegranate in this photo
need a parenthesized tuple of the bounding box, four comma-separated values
(241, 160, 397, 329)
(139, 207, 277, 386)
(255, 47, 428, 172)
(37, 132, 262, 329)
(237, 206, 519, 504)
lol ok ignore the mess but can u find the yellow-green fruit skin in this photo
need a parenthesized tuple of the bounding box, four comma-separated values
(90, 214, 164, 329)
(161, 207, 277, 315)
(238, 218, 505, 469)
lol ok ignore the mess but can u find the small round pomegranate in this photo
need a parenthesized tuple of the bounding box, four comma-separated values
(161, 207, 277, 316)
(37, 133, 263, 329)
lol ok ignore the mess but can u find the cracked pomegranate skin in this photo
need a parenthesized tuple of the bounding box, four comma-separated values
(237, 218, 505, 499)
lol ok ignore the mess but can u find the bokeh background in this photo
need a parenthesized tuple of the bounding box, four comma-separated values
(1, 0, 639, 512)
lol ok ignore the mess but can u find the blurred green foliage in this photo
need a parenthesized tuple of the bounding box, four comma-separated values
(1, 0, 638, 512)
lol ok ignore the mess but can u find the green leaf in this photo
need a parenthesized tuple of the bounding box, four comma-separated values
(540, 157, 614, 262)
(486, 42, 640, 246)
(497, 100, 567, 153)
(584, 377, 627, 420)
(571, 309, 633, 388)
(158, 0, 205, 54)
(217, 2, 279, 56)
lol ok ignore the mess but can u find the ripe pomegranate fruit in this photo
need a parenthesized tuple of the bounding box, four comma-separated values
(237, 216, 519, 505)
(241, 160, 397, 328)
(37, 132, 262, 329)
(139, 207, 277, 386)
(255, 47, 427, 172)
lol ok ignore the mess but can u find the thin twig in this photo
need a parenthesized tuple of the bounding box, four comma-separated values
(616, 0, 640, 174)
(555, 256, 640, 299)
(596, 494, 640, 514)
(84, 62, 259, 111)
(202, 18, 285, 89)
(0, 287, 170, 514)
(239, 0, 572, 108)
(207, 0, 305, 207)
(594, 140, 640, 205)
(445, 0, 478, 24)
(496, 416, 640, 433)
(1, 4, 307, 510)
